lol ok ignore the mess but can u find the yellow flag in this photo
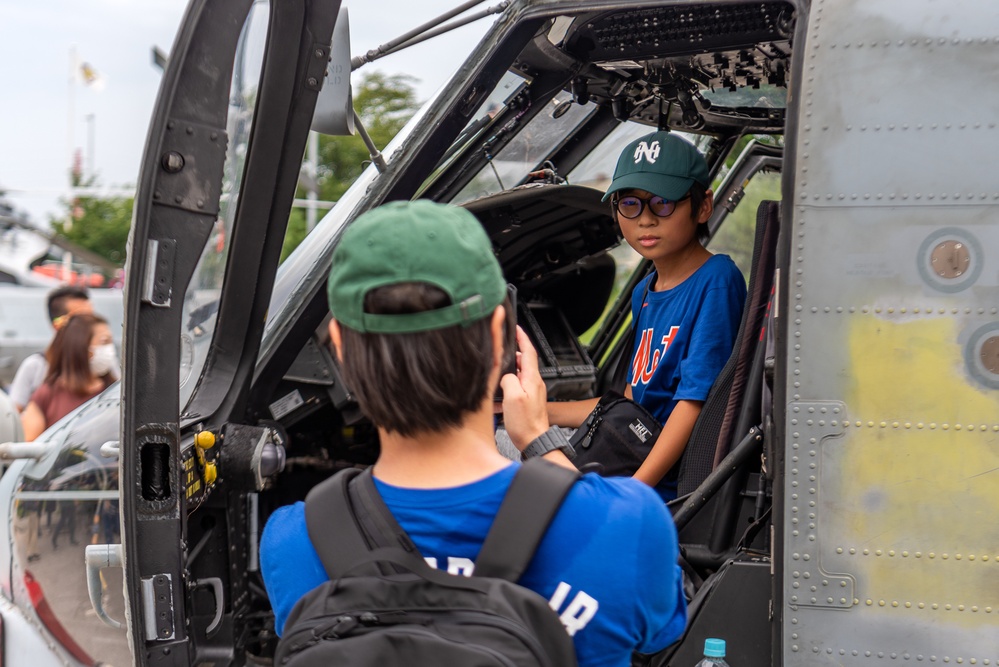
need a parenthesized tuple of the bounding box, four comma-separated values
(79, 62, 106, 90)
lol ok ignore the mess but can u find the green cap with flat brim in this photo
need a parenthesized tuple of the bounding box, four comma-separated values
(602, 131, 710, 202)
(327, 200, 506, 334)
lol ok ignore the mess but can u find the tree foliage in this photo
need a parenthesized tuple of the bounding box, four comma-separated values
(51, 173, 133, 271)
(281, 72, 420, 261)
(48, 72, 420, 270)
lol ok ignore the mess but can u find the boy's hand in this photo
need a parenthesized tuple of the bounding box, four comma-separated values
(500, 326, 550, 450)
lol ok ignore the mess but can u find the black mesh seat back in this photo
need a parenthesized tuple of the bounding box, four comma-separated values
(676, 200, 781, 496)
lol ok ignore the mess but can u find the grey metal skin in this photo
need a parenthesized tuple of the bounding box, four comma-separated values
(106, 1, 999, 667)
(779, 0, 999, 664)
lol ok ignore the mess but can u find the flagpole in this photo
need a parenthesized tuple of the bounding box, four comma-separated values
(68, 46, 77, 187)
(85, 114, 96, 179)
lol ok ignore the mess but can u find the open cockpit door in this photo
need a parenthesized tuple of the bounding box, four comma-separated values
(119, 1, 343, 664)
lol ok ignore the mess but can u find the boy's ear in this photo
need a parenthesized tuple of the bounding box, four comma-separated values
(489, 306, 507, 373)
(696, 189, 714, 223)
(328, 319, 344, 362)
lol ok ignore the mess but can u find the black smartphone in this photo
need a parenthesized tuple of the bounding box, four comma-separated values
(495, 283, 518, 401)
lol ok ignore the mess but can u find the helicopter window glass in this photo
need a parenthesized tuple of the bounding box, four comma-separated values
(700, 84, 787, 110)
(177, 1, 269, 409)
(708, 168, 781, 281)
(422, 71, 528, 188)
(450, 90, 596, 204)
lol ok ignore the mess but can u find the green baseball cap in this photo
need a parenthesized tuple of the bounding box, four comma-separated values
(602, 131, 710, 202)
(327, 200, 506, 333)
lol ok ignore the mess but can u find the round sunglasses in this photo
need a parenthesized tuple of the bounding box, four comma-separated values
(613, 192, 691, 219)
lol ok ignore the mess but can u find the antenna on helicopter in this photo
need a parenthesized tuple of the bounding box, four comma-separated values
(350, 0, 509, 70)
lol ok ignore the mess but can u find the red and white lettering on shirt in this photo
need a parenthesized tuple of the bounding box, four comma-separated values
(631, 325, 680, 386)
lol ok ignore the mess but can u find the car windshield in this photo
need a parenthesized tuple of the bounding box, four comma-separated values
(178, 1, 269, 410)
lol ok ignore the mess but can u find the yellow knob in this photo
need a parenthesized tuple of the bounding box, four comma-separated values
(195, 431, 216, 449)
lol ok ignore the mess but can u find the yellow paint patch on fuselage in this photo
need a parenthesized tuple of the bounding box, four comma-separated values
(829, 314, 999, 621)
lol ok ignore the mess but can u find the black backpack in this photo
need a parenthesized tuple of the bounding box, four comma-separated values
(274, 457, 581, 667)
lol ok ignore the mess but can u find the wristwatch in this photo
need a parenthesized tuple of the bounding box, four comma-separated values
(521, 427, 576, 461)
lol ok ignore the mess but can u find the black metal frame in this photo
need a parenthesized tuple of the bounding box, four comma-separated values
(120, 1, 340, 665)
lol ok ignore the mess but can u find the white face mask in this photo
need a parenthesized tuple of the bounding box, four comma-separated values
(89, 343, 117, 377)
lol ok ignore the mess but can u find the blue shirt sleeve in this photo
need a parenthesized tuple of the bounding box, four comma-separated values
(631, 492, 687, 652)
(259, 502, 329, 635)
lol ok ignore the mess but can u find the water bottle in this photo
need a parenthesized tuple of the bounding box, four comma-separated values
(695, 638, 729, 667)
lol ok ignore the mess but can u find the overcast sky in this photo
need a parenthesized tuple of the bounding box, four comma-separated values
(0, 0, 493, 225)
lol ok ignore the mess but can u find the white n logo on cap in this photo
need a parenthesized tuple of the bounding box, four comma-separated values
(633, 140, 661, 164)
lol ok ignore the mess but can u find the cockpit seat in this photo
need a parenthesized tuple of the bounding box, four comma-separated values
(676, 200, 781, 496)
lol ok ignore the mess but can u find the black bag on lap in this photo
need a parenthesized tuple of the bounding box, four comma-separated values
(569, 390, 662, 477)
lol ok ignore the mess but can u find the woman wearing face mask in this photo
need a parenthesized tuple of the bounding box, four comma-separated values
(21, 313, 118, 442)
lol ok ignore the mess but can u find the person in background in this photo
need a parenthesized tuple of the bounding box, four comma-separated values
(21, 313, 117, 441)
(8, 286, 94, 411)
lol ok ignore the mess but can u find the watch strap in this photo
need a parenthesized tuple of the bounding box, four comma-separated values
(521, 426, 575, 461)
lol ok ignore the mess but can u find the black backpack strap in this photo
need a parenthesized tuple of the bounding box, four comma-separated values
(348, 468, 419, 553)
(474, 458, 580, 581)
(305, 467, 418, 579)
(303, 467, 370, 580)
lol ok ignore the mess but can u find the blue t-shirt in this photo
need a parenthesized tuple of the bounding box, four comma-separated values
(260, 463, 687, 667)
(630, 254, 747, 499)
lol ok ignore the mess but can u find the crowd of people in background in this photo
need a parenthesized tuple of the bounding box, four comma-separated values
(5, 286, 120, 441)
(2, 286, 121, 563)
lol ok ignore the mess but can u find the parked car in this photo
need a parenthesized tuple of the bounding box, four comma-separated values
(0, 286, 123, 388)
